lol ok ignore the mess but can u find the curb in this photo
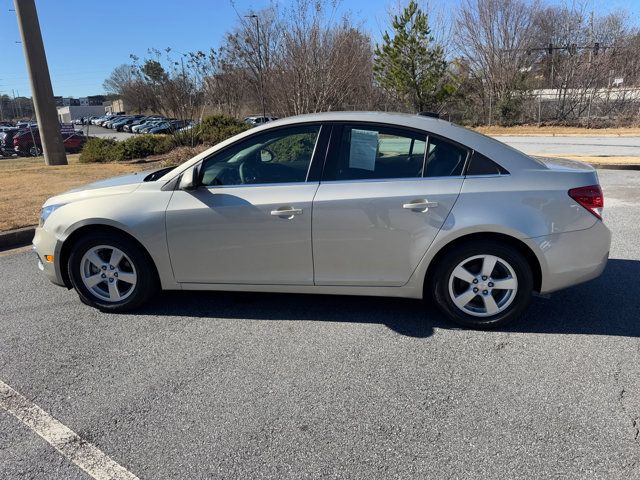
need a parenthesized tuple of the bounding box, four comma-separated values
(0, 226, 35, 252)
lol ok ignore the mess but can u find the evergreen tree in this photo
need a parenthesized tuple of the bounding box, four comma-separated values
(374, 1, 456, 112)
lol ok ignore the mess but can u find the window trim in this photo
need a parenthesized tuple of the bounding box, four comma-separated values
(196, 122, 329, 188)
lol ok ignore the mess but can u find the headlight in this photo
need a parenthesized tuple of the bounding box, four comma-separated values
(39, 204, 63, 227)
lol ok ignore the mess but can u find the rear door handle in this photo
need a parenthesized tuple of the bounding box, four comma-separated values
(270, 207, 303, 217)
(402, 199, 438, 210)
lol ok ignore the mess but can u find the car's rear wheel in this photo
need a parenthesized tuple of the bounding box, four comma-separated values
(431, 241, 533, 328)
(29, 145, 42, 156)
(68, 233, 157, 312)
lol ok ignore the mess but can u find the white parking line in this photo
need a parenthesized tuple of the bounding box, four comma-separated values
(0, 380, 139, 480)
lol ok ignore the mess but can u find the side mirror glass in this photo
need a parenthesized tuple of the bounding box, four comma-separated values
(178, 165, 199, 190)
(260, 149, 273, 162)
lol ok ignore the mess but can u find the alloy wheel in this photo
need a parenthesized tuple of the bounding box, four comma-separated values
(80, 245, 137, 302)
(447, 254, 518, 317)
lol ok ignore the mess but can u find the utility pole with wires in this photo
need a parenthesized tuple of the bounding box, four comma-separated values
(13, 0, 67, 165)
(245, 14, 267, 120)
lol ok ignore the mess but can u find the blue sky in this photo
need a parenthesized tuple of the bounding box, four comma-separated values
(0, 0, 638, 98)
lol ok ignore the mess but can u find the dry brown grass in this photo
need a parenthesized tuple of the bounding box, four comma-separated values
(0, 155, 154, 231)
(475, 125, 640, 136)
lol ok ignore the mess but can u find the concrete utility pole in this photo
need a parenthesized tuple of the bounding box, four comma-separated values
(13, 0, 67, 165)
(245, 14, 267, 120)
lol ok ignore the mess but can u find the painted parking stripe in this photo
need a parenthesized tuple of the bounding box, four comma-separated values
(0, 380, 139, 480)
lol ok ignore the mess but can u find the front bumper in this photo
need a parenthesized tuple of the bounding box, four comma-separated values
(32, 226, 66, 287)
(529, 220, 612, 294)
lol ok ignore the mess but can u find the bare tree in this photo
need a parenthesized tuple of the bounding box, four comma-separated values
(532, 6, 637, 124)
(456, 0, 539, 124)
(217, 0, 374, 116)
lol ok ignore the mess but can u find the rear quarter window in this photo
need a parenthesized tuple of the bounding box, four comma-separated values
(466, 152, 509, 175)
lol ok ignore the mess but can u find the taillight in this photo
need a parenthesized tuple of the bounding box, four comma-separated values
(568, 185, 604, 219)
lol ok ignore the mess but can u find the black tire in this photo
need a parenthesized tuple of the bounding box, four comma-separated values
(68, 233, 158, 312)
(430, 241, 533, 329)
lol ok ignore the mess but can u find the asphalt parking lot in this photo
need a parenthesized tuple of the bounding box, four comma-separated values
(1, 169, 639, 479)
(80, 125, 133, 141)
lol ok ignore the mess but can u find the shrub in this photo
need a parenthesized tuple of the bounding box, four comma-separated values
(121, 134, 173, 159)
(160, 145, 210, 167)
(197, 114, 249, 145)
(79, 137, 124, 163)
(80, 134, 172, 163)
(79, 114, 249, 163)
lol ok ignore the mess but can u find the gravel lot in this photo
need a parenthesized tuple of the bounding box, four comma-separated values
(1, 169, 639, 479)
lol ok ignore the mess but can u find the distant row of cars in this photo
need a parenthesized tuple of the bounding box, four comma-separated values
(76, 114, 192, 134)
(0, 123, 86, 157)
(0, 113, 280, 158)
(243, 115, 278, 126)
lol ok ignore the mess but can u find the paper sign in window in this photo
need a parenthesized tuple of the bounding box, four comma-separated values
(349, 129, 378, 171)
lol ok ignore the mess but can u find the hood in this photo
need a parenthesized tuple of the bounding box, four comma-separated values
(43, 170, 156, 207)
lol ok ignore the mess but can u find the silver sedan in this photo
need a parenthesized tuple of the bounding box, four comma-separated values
(33, 112, 611, 328)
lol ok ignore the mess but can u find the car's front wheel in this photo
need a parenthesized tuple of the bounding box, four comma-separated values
(431, 241, 533, 329)
(68, 233, 157, 312)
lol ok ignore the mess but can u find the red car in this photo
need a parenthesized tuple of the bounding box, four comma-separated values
(13, 129, 86, 156)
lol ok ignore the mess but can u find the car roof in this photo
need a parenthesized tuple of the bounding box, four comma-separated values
(262, 111, 540, 171)
(164, 111, 542, 181)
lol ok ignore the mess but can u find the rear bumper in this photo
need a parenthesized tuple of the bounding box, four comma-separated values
(529, 220, 611, 294)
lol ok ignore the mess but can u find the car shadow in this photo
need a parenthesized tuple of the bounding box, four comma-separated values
(136, 259, 640, 338)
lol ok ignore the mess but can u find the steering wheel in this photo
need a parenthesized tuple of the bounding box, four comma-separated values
(239, 159, 261, 184)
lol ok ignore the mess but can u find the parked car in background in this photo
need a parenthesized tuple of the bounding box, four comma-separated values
(0, 127, 22, 155)
(13, 129, 86, 156)
(112, 115, 145, 132)
(178, 121, 196, 133)
(146, 121, 172, 134)
(136, 120, 167, 134)
(147, 120, 189, 134)
(33, 112, 610, 328)
(94, 115, 116, 127)
(104, 116, 126, 129)
(123, 117, 161, 132)
(244, 115, 278, 126)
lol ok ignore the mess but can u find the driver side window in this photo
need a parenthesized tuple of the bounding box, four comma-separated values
(200, 125, 321, 187)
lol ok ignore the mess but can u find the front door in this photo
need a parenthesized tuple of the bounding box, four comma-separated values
(166, 124, 324, 285)
(312, 124, 467, 286)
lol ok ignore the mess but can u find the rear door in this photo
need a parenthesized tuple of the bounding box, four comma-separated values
(312, 124, 467, 286)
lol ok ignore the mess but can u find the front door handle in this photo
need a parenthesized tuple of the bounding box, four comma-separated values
(270, 206, 303, 218)
(402, 199, 438, 211)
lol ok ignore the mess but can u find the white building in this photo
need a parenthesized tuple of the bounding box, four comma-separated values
(56, 105, 105, 123)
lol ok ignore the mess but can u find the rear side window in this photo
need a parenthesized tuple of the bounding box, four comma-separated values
(325, 126, 426, 181)
(466, 152, 509, 175)
(424, 137, 467, 177)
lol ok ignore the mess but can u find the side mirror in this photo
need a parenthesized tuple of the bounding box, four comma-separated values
(178, 165, 199, 190)
(260, 149, 273, 162)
